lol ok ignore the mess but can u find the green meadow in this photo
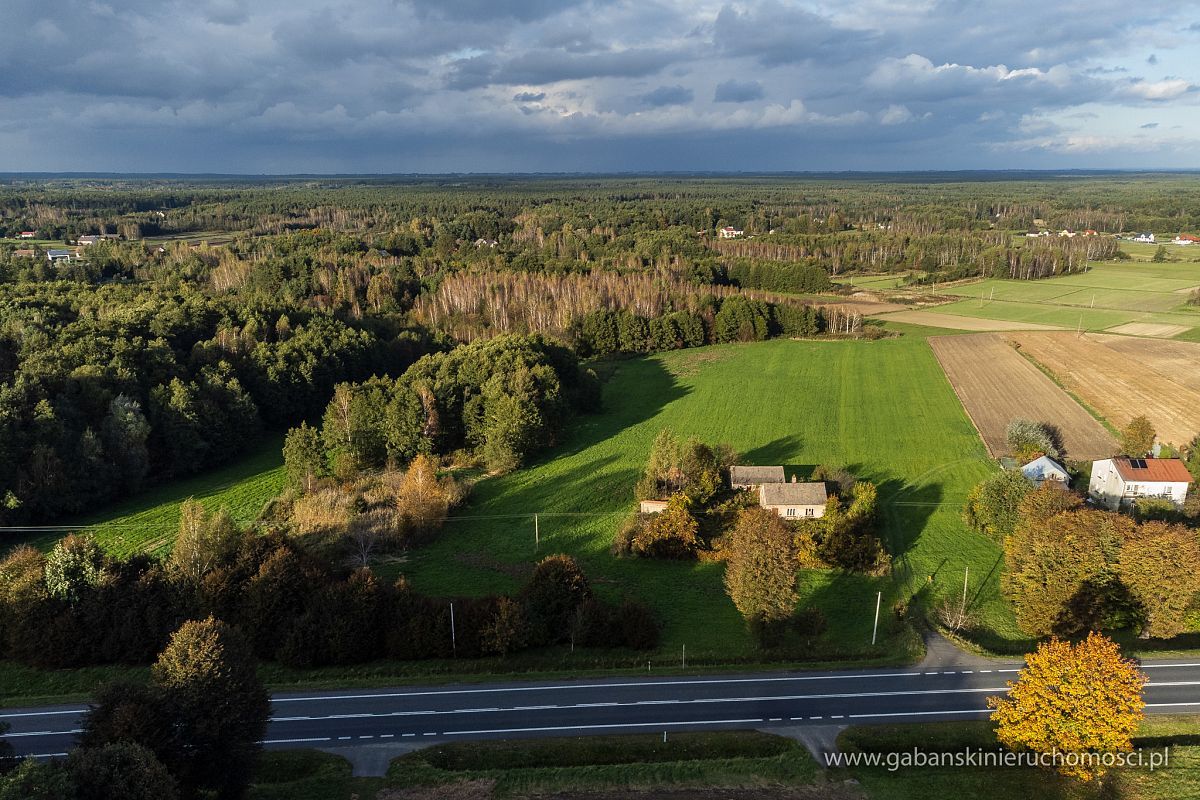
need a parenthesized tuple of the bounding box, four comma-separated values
(19, 435, 287, 559)
(401, 336, 1015, 660)
(931, 259, 1200, 333)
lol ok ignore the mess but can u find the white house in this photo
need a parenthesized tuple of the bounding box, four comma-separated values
(1131, 232, 1156, 243)
(1088, 457, 1193, 510)
(729, 465, 786, 490)
(46, 249, 76, 263)
(1173, 234, 1200, 246)
(639, 499, 669, 514)
(718, 226, 744, 239)
(1021, 455, 1070, 486)
(18, 231, 35, 239)
(760, 480, 828, 519)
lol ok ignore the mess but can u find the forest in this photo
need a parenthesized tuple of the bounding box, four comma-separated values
(1, 173, 1197, 523)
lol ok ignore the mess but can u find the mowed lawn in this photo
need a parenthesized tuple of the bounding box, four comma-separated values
(402, 336, 1018, 661)
(16, 435, 287, 559)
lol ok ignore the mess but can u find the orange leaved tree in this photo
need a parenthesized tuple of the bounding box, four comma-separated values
(988, 632, 1146, 781)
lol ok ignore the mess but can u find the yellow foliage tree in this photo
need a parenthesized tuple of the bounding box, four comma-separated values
(988, 632, 1146, 781)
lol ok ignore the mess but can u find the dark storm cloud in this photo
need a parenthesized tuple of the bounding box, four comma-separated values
(714, 80, 765, 103)
(0, 0, 1198, 171)
(638, 85, 694, 107)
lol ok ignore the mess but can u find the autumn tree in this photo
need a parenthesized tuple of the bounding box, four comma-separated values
(989, 632, 1145, 781)
(1003, 508, 1132, 636)
(1005, 418, 1060, 461)
(151, 616, 270, 799)
(44, 534, 105, 603)
(1119, 521, 1200, 639)
(1121, 415, 1156, 457)
(724, 507, 798, 640)
(631, 495, 700, 559)
(169, 500, 241, 586)
(963, 470, 1032, 540)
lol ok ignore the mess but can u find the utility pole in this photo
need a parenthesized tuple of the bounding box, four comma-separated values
(871, 591, 882, 646)
(962, 565, 970, 616)
(450, 601, 457, 657)
(682, 644, 686, 669)
(534, 514, 540, 552)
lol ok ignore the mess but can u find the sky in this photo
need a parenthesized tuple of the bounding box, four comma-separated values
(2, 0, 1198, 173)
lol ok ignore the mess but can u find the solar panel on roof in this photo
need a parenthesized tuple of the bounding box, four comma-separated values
(1130, 458, 1147, 469)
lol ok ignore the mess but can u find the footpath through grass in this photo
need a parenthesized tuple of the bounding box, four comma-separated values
(402, 336, 1016, 661)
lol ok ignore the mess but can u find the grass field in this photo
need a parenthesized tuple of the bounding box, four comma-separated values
(13, 435, 286, 558)
(932, 260, 1200, 333)
(400, 336, 1016, 660)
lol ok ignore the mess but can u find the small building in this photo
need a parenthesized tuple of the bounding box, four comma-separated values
(1131, 232, 1156, 243)
(46, 248, 76, 263)
(1088, 457, 1193, 510)
(718, 226, 744, 239)
(77, 235, 101, 246)
(18, 231, 35, 239)
(730, 465, 786, 490)
(1082, 229, 1099, 237)
(760, 480, 828, 519)
(639, 499, 669, 514)
(1173, 234, 1199, 246)
(1058, 229, 1077, 238)
(1020, 455, 1070, 486)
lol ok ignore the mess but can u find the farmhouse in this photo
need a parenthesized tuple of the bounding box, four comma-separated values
(1088, 456, 1192, 510)
(1131, 232, 1155, 243)
(1020, 455, 1070, 486)
(729, 465, 785, 489)
(18, 231, 35, 238)
(46, 248, 77, 263)
(718, 226, 744, 239)
(1173, 234, 1199, 246)
(13, 249, 35, 258)
(760, 479, 827, 519)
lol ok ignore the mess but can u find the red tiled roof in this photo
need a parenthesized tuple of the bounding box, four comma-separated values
(1112, 457, 1194, 484)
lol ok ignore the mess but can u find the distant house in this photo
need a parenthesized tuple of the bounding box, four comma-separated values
(13, 249, 35, 258)
(1173, 234, 1200, 246)
(639, 499, 669, 514)
(1082, 229, 1099, 237)
(46, 248, 76, 262)
(18, 231, 35, 239)
(718, 226, 744, 239)
(1088, 457, 1193, 510)
(473, 238, 498, 248)
(1020, 455, 1070, 486)
(77, 235, 102, 246)
(729, 465, 786, 490)
(1058, 229, 1077, 238)
(1131, 232, 1156, 243)
(760, 480, 828, 519)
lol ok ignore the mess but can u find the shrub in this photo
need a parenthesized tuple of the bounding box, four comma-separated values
(519, 554, 593, 646)
(1005, 418, 1060, 461)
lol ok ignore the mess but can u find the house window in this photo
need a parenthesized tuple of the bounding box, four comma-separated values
(1163, 486, 1173, 498)
(786, 508, 796, 517)
(805, 507, 815, 517)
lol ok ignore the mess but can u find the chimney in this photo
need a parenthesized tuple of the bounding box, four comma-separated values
(791, 475, 797, 483)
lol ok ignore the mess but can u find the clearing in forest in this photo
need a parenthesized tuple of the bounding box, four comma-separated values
(1005, 332, 1200, 446)
(928, 333, 1117, 460)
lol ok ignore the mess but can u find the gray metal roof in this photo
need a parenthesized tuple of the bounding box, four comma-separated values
(729, 465, 785, 484)
(760, 482, 828, 507)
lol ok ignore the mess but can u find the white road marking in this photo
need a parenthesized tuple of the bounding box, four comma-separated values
(262, 737, 331, 744)
(848, 709, 990, 719)
(443, 718, 763, 736)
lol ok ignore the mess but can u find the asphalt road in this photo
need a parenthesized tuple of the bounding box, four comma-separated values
(5, 658, 1200, 758)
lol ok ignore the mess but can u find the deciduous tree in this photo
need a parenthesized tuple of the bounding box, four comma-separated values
(989, 632, 1145, 781)
(1119, 521, 1200, 639)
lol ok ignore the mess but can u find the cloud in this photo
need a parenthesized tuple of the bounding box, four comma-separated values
(638, 85, 693, 107)
(0, 0, 1197, 171)
(1123, 79, 1195, 100)
(714, 79, 764, 103)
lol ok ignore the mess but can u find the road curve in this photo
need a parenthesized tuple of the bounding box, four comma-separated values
(6, 658, 1200, 758)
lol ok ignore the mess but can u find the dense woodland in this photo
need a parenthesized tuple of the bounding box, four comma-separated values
(1, 174, 1197, 524)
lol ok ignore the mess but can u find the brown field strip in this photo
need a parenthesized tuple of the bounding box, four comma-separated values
(876, 310, 1065, 331)
(928, 333, 1118, 459)
(1105, 322, 1191, 338)
(1005, 332, 1200, 446)
(1084, 333, 1200, 392)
